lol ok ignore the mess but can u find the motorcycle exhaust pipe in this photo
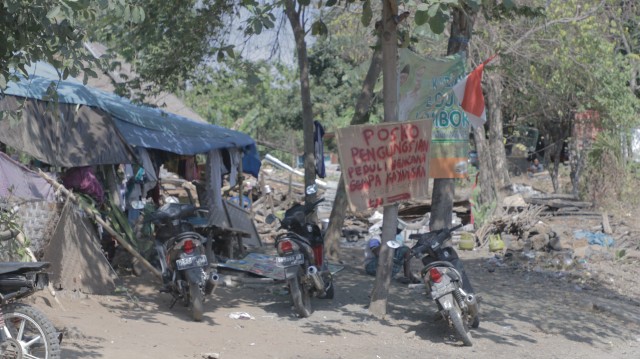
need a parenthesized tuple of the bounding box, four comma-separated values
(306, 266, 325, 294)
(464, 293, 479, 318)
(206, 272, 220, 295)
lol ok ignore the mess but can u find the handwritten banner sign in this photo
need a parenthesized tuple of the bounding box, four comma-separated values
(336, 120, 432, 211)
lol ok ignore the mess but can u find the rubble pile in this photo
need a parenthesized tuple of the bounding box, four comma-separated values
(476, 188, 640, 277)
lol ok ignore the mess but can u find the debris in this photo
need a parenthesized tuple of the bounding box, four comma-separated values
(229, 312, 255, 320)
(503, 194, 527, 208)
(573, 230, 615, 247)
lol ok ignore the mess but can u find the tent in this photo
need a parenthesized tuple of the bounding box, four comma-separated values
(1, 62, 263, 264)
(0, 62, 260, 176)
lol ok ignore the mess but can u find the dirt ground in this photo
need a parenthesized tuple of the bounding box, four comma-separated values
(23, 170, 640, 359)
(30, 222, 640, 359)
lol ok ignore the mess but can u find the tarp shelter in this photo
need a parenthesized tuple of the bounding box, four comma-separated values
(0, 151, 55, 202)
(0, 62, 260, 176)
(0, 62, 263, 253)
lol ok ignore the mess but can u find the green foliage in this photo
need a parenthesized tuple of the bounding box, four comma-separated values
(502, 0, 640, 145)
(615, 249, 627, 261)
(88, 0, 234, 99)
(0, 205, 31, 262)
(183, 5, 381, 155)
(470, 185, 495, 228)
(0, 0, 143, 91)
(244, 2, 277, 35)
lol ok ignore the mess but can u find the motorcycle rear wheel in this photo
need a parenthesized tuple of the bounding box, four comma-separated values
(288, 270, 312, 318)
(189, 283, 204, 322)
(0, 303, 61, 358)
(450, 301, 473, 346)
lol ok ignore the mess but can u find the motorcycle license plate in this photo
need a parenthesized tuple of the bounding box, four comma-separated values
(176, 255, 208, 270)
(431, 282, 456, 299)
(275, 253, 304, 267)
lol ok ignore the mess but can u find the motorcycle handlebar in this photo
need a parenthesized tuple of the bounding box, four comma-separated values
(409, 223, 464, 256)
(306, 198, 325, 212)
(409, 223, 463, 240)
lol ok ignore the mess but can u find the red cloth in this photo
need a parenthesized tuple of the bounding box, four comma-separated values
(62, 167, 104, 205)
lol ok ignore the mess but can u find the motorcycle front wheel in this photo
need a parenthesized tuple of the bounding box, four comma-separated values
(0, 303, 61, 358)
(449, 300, 473, 346)
(189, 282, 204, 322)
(288, 269, 312, 318)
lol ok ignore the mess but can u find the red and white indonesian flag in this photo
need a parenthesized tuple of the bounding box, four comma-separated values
(453, 55, 496, 128)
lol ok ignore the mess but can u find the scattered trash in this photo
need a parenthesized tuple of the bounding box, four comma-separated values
(488, 234, 505, 252)
(368, 211, 383, 224)
(485, 256, 505, 267)
(229, 312, 255, 320)
(573, 230, 615, 247)
(202, 353, 220, 359)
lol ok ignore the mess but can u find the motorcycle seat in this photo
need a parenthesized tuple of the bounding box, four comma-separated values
(0, 262, 50, 275)
(149, 203, 197, 223)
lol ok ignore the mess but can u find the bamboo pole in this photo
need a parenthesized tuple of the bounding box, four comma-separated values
(38, 170, 162, 280)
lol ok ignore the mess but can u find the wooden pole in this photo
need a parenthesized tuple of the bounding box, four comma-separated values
(369, 0, 399, 318)
(37, 170, 162, 280)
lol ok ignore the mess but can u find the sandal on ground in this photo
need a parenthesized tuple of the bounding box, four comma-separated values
(397, 276, 421, 284)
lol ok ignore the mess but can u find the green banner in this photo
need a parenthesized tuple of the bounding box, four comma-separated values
(398, 49, 470, 178)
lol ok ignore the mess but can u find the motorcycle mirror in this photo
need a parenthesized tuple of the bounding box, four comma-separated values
(305, 184, 318, 195)
(265, 214, 277, 224)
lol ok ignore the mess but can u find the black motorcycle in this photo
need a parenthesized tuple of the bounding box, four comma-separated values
(146, 202, 219, 322)
(0, 229, 61, 358)
(408, 224, 479, 346)
(266, 189, 334, 318)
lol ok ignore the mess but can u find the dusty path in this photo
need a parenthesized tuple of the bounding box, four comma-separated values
(29, 243, 640, 359)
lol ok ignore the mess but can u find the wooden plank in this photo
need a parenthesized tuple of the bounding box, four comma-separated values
(602, 211, 613, 234)
(525, 198, 592, 208)
(547, 211, 602, 217)
(530, 194, 580, 201)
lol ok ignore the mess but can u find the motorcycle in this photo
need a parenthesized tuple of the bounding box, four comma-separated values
(266, 187, 334, 318)
(407, 224, 479, 346)
(146, 202, 220, 322)
(0, 229, 62, 358)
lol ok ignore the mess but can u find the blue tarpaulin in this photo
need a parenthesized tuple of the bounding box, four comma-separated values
(1, 62, 260, 176)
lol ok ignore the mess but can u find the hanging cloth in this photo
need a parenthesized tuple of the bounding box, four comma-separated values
(314, 120, 326, 178)
(205, 150, 229, 227)
(228, 148, 241, 187)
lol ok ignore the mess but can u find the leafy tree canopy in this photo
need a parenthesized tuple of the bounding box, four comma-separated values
(0, 0, 143, 90)
(87, 0, 235, 99)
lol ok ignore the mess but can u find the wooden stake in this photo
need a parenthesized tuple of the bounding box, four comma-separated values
(602, 211, 612, 235)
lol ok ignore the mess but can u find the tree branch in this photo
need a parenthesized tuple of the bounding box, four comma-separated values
(503, 0, 606, 56)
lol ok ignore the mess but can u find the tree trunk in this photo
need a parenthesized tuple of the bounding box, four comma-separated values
(369, 0, 398, 319)
(550, 135, 564, 193)
(547, 119, 570, 193)
(324, 40, 383, 262)
(474, 126, 496, 206)
(284, 0, 317, 211)
(431, 6, 478, 231)
(486, 72, 509, 189)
